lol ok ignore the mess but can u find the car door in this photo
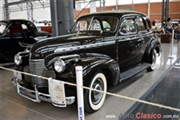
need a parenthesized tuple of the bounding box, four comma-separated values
(117, 16, 142, 71)
(136, 16, 152, 57)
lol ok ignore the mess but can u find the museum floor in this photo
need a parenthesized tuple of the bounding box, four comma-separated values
(0, 40, 180, 120)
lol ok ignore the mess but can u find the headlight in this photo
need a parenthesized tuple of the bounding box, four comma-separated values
(14, 54, 22, 65)
(54, 59, 65, 73)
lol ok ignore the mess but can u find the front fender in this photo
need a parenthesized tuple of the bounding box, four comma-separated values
(70, 57, 120, 86)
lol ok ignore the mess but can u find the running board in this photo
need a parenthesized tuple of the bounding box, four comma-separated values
(120, 63, 151, 82)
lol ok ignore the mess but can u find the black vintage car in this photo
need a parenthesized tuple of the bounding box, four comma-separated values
(0, 19, 51, 65)
(12, 11, 161, 113)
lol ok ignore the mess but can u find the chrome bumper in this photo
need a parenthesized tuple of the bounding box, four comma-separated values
(11, 78, 76, 106)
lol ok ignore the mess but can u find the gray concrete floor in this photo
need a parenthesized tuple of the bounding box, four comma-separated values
(1, 41, 180, 120)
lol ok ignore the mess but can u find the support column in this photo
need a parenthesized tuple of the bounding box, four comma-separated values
(100, 0, 105, 12)
(166, 0, 170, 19)
(132, 0, 134, 11)
(162, 0, 165, 27)
(147, 0, 150, 18)
(116, 0, 118, 11)
(50, 0, 74, 36)
(27, 2, 33, 21)
(4, 0, 10, 20)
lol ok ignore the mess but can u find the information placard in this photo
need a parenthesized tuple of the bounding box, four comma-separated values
(48, 78, 66, 107)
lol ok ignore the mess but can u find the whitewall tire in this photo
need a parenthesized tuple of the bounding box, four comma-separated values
(84, 72, 107, 113)
(148, 49, 157, 71)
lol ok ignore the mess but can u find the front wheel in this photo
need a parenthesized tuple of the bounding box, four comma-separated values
(84, 72, 107, 113)
(147, 49, 157, 71)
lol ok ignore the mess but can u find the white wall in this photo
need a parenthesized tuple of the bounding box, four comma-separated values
(10, 7, 51, 21)
(0, 0, 3, 20)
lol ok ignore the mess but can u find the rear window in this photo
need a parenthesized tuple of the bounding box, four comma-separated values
(137, 17, 146, 31)
(144, 17, 151, 29)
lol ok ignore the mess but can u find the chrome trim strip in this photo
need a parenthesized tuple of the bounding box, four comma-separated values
(30, 59, 45, 62)
(0, 62, 14, 66)
(59, 54, 80, 60)
(54, 41, 115, 53)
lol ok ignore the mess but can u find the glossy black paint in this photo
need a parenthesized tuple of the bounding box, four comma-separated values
(120, 59, 180, 120)
(16, 11, 161, 88)
(0, 19, 51, 63)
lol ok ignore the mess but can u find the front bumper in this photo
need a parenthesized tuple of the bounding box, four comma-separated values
(11, 77, 76, 106)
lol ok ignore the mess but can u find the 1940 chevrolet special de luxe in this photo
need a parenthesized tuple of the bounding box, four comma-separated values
(12, 11, 161, 113)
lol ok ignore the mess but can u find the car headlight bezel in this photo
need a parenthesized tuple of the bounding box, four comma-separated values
(54, 59, 66, 73)
(14, 54, 22, 65)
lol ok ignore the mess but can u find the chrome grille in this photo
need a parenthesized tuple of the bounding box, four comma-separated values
(23, 59, 56, 88)
(23, 66, 31, 83)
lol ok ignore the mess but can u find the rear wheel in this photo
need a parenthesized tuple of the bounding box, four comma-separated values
(84, 72, 107, 113)
(147, 49, 157, 71)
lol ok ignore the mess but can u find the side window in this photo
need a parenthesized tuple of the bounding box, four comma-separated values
(21, 24, 29, 32)
(28, 22, 37, 32)
(76, 20, 88, 31)
(0, 22, 6, 34)
(120, 18, 136, 34)
(101, 17, 118, 32)
(144, 17, 150, 29)
(102, 21, 111, 31)
(137, 17, 146, 31)
(21, 24, 28, 30)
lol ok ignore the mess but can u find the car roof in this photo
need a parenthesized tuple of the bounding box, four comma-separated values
(78, 11, 146, 19)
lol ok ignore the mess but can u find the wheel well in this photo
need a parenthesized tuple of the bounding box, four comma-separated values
(154, 46, 160, 55)
(99, 68, 113, 85)
(143, 45, 160, 63)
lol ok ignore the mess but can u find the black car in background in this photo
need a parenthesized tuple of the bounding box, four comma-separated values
(0, 19, 51, 65)
(12, 11, 161, 113)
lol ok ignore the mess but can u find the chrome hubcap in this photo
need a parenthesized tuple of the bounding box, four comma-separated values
(91, 78, 104, 105)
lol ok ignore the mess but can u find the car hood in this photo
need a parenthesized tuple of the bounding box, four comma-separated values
(30, 33, 107, 56)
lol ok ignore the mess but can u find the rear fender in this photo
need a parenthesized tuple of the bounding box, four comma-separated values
(143, 38, 161, 62)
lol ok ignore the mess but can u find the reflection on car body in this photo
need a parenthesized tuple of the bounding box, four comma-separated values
(12, 11, 161, 113)
(0, 19, 51, 65)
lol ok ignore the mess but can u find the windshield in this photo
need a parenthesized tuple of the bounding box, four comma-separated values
(0, 22, 7, 35)
(72, 16, 119, 34)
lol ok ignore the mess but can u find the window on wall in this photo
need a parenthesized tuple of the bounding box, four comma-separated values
(120, 18, 136, 34)
(136, 17, 146, 31)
